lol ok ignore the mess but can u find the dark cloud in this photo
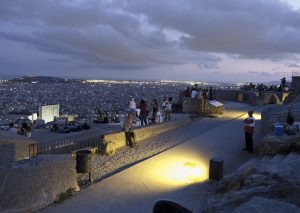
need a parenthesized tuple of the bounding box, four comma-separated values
(127, 0, 300, 59)
(0, 0, 299, 79)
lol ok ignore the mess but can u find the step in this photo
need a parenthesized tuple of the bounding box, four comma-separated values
(269, 154, 286, 164)
(281, 153, 300, 165)
(258, 155, 272, 164)
(236, 158, 260, 175)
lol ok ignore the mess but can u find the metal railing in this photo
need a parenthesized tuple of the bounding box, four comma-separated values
(37, 130, 102, 154)
(36, 113, 187, 155)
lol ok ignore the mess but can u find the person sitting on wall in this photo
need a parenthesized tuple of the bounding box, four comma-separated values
(94, 110, 104, 123)
(82, 122, 90, 130)
(284, 111, 297, 135)
(7, 123, 17, 133)
(18, 122, 32, 138)
(112, 111, 120, 123)
(102, 112, 109, 123)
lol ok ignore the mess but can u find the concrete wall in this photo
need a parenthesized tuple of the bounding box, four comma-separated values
(0, 131, 38, 165)
(182, 98, 201, 113)
(214, 90, 238, 102)
(0, 155, 78, 213)
(101, 118, 191, 154)
(291, 76, 300, 93)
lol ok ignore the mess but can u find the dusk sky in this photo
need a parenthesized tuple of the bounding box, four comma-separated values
(0, 0, 300, 82)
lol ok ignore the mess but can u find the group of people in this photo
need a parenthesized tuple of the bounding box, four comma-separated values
(183, 85, 213, 113)
(184, 85, 213, 101)
(124, 96, 173, 148)
(7, 122, 32, 138)
(242, 77, 288, 92)
(128, 96, 173, 126)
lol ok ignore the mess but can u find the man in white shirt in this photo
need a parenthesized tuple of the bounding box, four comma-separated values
(191, 89, 198, 99)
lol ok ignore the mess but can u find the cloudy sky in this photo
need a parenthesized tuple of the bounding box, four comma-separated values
(0, 0, 300, 82)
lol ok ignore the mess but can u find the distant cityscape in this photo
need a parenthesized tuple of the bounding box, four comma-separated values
(0, 75, 242, 124)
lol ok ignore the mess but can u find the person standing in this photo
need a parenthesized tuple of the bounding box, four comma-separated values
(202, 89, 208, 113)
(281, 77, 286, 88)
(123, 112, 135, 148)
(151, 98, 159, 123)
(243, 111, 255, 153)
(191, 87, 198, 99)
(128, 97, 137, 119)
(209, 87, 213, 100)
(139, 99, 148, 126)
(165, 97, 173, 122)
(184, 87, 191, 97)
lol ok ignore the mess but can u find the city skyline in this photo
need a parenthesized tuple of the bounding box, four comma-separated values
(1, 0, 300, 83)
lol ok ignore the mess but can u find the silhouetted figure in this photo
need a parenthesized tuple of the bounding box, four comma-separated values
(281, 77, 286, 88)
(19, 122, 32, 138)
(243, 111, 255, 153)
(153, 200, 192, 213)
(209, 86, 213, 100)
(151, 98, 159, 123)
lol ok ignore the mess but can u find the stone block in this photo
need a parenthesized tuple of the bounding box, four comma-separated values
(0, 155, 78, 213)
(0, 131, 38, 165)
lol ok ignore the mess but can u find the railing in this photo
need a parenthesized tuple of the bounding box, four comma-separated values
(292, 71, 300, 77)
(36, 113, 187, 155)
(37, 130, 103, 154)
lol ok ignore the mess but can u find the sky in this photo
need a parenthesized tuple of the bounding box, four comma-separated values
(0, 0, 300, 83)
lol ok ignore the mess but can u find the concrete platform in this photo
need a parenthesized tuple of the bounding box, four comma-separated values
(40, 103, 261, 213)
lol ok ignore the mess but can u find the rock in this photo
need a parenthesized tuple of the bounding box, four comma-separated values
(204, 153, 300, 212)
(260, 134, 289, 155)
(0, 155, 79, 213)
(233, 197, 300, 213)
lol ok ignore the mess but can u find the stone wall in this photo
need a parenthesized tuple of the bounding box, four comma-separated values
(0, 155, 78, 213)
(101, 118, 191, 154)
(214, 90, 238, 102)
(291, 76, 300, 92)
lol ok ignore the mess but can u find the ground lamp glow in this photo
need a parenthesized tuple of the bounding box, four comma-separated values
(150, 156, 209, 186)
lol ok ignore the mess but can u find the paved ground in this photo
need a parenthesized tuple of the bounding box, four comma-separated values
(41, 102, 262, 213)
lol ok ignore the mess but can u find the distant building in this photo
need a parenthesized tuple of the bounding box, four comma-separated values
(39, 104, 59, 123)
